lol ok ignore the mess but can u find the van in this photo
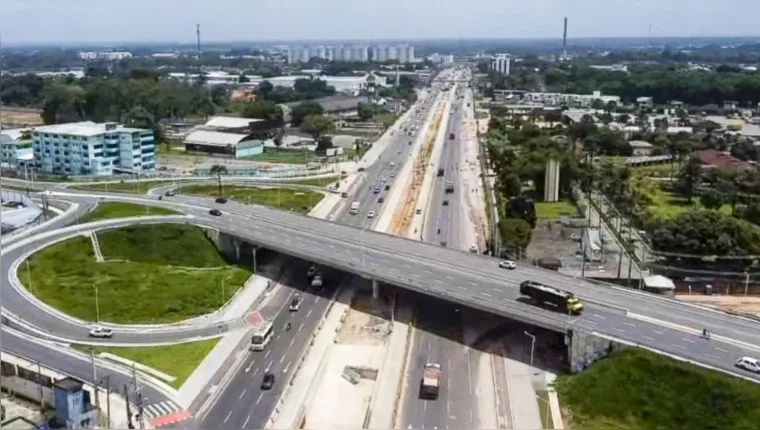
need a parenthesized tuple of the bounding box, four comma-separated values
(350, 202, 360, 215)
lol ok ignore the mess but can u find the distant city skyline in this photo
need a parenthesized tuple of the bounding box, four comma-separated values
(1, 0, 758, 45)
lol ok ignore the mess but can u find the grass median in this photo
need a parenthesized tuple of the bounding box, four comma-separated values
(179, 185, 324, 214)
(21, 224, 251, 324)
(80, 202, 178, 223)
(69, 180, 177, 194)
(78, 338, 220, 389)
(555, 348, 760, 429)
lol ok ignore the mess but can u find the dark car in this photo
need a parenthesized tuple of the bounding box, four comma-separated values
(378, 197, 385, 203)
(215, 197, 228, 204)
(261, 372, 275, 390)
(209, 209, 222, 216)
(442, 200, 449, 206)
(384, 185, 390, 191)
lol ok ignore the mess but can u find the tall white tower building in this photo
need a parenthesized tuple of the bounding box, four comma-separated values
(490, 54, 511, 75)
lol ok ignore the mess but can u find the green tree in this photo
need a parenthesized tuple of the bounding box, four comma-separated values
(677, 155, 703, 203)
(242, 100, 283, 123)
(300, 114, 335, 141)
(208, 164, 228, 196)
(700, 189, 725, 210)
(498, 218, 533, 259)
(290, 101, 324, 126)
(357, 102, 375, 121)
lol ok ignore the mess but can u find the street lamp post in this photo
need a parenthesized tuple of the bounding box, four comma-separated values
(524, 331, 536, 368)
(94, 284, 100, 322)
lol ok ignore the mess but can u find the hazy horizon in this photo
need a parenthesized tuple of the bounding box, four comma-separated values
(2, 0, 759, 46)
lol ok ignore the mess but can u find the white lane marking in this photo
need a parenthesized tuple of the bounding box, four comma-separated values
(243, 415, 251, 428)
(673, 344, 686, 350)
(681, 337, 695, 343)
(289, 338, 295, 348)
(298, 323, 304, 332)
(705, 353, 721, 360)
(284, 361, 291, 373)
(306, 309, 313, 318)
(716, 347, 728, 353)
(239, 389, 246, 399)
(446, 275, 454, 280)
(492, 288, 501, 293)
(436, 279, 444, 284)
(592, 314, 606, 320)
(256, 393, 264, 405)
(585, 320, 597, 326)
(266, 360, 273, 371)
(468, 281, 477, 286)
(613, 327, 626, 333)
(314, 297, 320, 304)
(223, 411, 232, 423)
(623, 322, 636, 328)
(481, 292, 492, 298)
(642, 335, 655, 341)
(265, 350, 271, 359)
(280, 354, 286, 364)
(652, 329, 664, 335)
(252, 367, 259, 376)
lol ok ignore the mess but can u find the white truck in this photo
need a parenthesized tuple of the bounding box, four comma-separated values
(349, 201, 360, 215)
(419, 363, 442, 399)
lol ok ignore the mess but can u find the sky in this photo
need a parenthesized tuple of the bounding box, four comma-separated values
(1, 0, 759, 45)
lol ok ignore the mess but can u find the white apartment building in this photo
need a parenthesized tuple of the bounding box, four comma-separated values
(78, 51, 133, 61)
(520, 91, 621, 108)
(490, 54, 511, 75)
(32, 122, 156, 176)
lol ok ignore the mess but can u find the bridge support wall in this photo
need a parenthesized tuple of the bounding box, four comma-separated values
(567, 329, 626, 373)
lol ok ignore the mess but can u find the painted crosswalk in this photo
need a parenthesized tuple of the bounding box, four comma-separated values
(141, 401, 192, 427)
(246, 310, 264, 328)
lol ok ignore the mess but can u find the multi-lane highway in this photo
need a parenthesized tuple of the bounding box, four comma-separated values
(399, 83, 489, 429)
(192, 89, 442, 428)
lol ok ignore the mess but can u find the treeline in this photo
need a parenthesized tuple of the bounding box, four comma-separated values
(541, 65, 760, 107)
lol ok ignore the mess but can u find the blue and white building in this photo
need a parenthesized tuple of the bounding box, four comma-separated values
(0, 128, 34, 168)
(32, 122, 155, 176)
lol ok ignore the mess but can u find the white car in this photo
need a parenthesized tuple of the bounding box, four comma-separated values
(289, 298, 301, 312)
(736, 356, 760, 373)
(469, 245, 479, 254)
(89, 326, 113, 338)
(499, 260, 517, 270)
(367, 211, 376, 219)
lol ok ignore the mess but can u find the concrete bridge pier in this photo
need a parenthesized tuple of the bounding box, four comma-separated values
(566, 329, 623, 373)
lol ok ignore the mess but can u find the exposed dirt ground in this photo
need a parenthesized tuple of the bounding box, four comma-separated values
(336, 291, 392, 345)
(677, 295, 760, 315)
(2, 108, 44, 126)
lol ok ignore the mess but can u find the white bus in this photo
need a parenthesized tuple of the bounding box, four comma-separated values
(250, 322, 274, 351)
(349, 201, 360, 215)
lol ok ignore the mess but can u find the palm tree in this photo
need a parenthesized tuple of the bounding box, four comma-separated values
(209, 164, 228, 196)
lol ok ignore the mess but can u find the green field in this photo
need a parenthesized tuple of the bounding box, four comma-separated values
(21, 224, 250, 324)
(556, 348, 760, 430)
(535, 200, 580, 219)
(279, 175, 340, 187)
(80, 338, 219, 389)
(180, 185, 324, 214)
(80, 202, 178, 223)
(70, 180, 178, 194)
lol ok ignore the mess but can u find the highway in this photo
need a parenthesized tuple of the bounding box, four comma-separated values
(400, 84, 486, 429)
(194, 90, 442, 428)
(5, 70, 760, 430)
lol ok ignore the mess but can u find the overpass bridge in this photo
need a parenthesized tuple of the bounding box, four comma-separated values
(24, 190, 760, 381)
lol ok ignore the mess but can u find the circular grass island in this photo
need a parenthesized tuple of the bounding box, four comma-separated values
(20, 224, 251, 324)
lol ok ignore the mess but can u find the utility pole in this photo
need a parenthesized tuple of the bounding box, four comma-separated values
(124, 384, 134, 429)
(105, 376, 111, 428)
(36, 361, 44, 410)
(132, 364, 145, 429)
(90, 350, 100, 410)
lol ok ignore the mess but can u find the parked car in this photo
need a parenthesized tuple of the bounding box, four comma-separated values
(215, 197, 228, 204)
(498, 260, 517, 270)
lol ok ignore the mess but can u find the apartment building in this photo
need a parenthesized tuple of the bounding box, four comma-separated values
(286, 44, 414, 63)
(32, 122, 155, 176)
(490, 54, 511, 75)
(521, 91, 621, 108)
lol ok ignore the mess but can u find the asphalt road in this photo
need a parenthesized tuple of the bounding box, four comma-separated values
(194, 91, 442, 428)
(400, 85, 488, 430)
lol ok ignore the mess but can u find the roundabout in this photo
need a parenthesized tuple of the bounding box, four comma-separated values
(20, 223, 251, 325)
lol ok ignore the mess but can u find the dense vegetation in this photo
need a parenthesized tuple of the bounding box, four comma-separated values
(556, 348, 760, 430)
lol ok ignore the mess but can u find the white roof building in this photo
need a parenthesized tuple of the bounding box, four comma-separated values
(184, 130, 252, 147)
(203, 116, 262, 130)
